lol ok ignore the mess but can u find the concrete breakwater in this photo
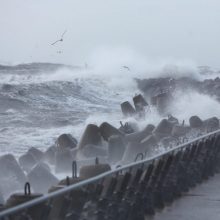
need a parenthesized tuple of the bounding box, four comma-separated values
(0, 128, 219, 219)
(0, 93, 219, 219)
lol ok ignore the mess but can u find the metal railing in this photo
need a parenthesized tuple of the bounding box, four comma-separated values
(0, 129, 220, 219)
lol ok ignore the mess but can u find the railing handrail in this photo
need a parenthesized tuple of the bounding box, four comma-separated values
(0, 129, 219, 218)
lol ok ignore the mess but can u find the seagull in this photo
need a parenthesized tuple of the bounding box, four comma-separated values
(122, 66, 130, 71)
(51, 30, 67, 46)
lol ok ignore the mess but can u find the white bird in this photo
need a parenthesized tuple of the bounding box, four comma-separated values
(51, 30, 67, 46)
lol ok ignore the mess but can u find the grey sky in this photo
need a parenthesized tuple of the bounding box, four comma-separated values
(1, 0, 220, 67)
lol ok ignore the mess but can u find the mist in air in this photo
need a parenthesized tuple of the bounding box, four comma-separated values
(1, 0, 220, 67)
(0, 0, 220, 199)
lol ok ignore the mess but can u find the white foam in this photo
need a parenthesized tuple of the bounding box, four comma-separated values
(0, 50, 219, 156)
(170, 90, 220, 121)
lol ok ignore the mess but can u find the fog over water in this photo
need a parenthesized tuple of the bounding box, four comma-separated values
(1, 0, 220, 67)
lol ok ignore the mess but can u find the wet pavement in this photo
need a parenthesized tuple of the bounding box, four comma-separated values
(146, 173, 220, 220)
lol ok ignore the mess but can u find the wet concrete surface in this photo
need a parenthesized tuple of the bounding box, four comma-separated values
(146, 173, 220, 220)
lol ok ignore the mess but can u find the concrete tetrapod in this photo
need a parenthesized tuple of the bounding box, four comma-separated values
(79, 158, 111, 179)
(78, 124, 102, 149)
(27, 163, 58, 193)
(48, 161, 87, 220)
(56, 134, 77, 150)
(133, 94, 148, 112)
(99, 122, 124, 141)
(153, 119, 174, 140)
(121, 101, 136, 117)
(5, 182, 43, 220)
(108, 135, 126, 164)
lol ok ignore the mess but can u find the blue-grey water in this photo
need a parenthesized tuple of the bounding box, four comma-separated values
(0, 63, 135, 156)
(0, 63, 219, 157)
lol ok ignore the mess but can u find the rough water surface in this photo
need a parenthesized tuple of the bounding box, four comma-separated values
(0, 63, 219, 157)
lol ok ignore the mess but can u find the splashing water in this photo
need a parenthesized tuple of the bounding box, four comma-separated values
(0, 54, 219, 157)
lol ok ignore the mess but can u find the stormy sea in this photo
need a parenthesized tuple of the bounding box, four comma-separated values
(0, 63, 127, 156)
(0, 62, 220, 157)
(0, 61, 220, 201)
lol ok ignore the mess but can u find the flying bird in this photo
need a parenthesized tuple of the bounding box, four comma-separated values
(51, 30, 67, 46)
(122, 66, 130, 71)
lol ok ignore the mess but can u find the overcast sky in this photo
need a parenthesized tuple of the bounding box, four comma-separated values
(1, 0, 220, 67)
